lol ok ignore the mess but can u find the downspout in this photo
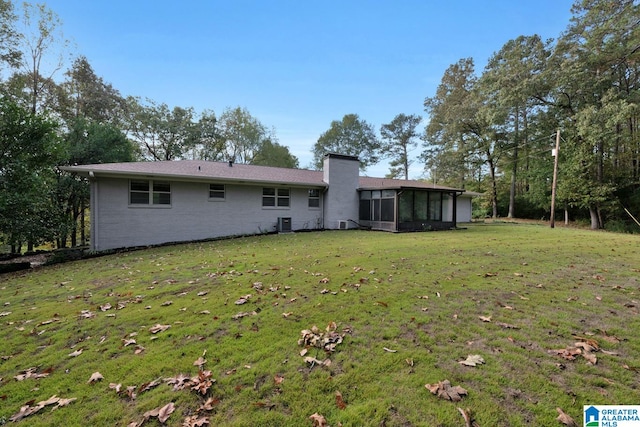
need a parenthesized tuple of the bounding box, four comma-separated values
(452, 191, 458, 228)
(89, 171, 98, 251)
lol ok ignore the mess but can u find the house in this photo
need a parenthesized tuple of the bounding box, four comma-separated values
(62, 154, 470, 252)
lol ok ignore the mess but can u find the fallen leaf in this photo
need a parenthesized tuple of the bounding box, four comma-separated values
(157, 402, 175, 423)
(87, 372, 104, 384)
(479, 316, 492, 322)
(459, 355, 485, 367)
(383, 347, 397, 353)
(556, 407, 577, 426)
(149, 324, 171, 333)
(335, 390, 346, 409)
(425, 380, 468, 401)
(274, 374, 284, 385)
(193, 356, 207, 368)
(68, 349, 83, 357)
(309, 412, 328, 427)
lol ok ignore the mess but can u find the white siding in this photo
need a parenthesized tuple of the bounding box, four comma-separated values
(91, 178, 323, 251)
(456, 195, 473, 223)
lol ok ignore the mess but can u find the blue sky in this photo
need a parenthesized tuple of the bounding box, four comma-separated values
(43, 0, 574, 177)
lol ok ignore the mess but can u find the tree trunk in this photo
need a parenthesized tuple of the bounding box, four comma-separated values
(508, 108, 519, 218)
(487, 150, 499, 219)
(589, 206, 600, 229)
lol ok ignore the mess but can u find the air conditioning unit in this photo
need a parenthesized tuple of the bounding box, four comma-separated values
(278, 217, 292, 233)
(338, 220, 348, 230)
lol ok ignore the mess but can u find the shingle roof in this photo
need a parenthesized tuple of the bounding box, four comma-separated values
(61, 160, 465, 192)
(62, 160, 326, 187)
(358, 176, 464, 192)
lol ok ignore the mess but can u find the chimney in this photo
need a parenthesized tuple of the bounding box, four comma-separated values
(322, 153, 360, 229)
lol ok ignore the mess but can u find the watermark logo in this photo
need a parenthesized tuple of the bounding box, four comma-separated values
(584, 406, 640, 427)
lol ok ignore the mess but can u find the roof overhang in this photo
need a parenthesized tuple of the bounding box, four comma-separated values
(59, 166, 328, 189)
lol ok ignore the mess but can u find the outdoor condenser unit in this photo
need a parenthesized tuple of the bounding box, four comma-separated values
(278, 217, 292, 233)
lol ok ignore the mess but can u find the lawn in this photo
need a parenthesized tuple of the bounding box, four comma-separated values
(1, 223, 639, 426)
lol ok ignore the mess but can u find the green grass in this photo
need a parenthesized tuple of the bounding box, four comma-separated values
(1, 223, 639, 426)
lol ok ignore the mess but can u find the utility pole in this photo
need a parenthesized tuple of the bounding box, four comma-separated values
(550, 129, 560, 228)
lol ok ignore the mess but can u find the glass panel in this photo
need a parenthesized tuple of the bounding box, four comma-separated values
(372, 190, 381, 199)
(153, 192, 171, 205)
(130, 192, 149, 204)
(429, 193, 442, 220)
(308, 189, 320, 198)
(398, 191, 413, 222)
(372, 199, 381, 221)
(263, 188, 275, 196)
(277, 197, 290, 207)
(382, 190, 395, 198)
(308, 198, 320, 208)
(262, 197, 275, 207)
(442, 194, 450, 221)
(277, 188, 290, 197)
(414, 191, 428, 221)
(360, 191, 371, 200)
(153, 181, 170, 192)
(130, 180, 149, 192)
(209, 184, 225, 198)
(359, 199, 371, 220)
(381, 198, 394, 221)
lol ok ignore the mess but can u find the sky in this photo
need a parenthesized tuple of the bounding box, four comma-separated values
(41, 0, 575, 178)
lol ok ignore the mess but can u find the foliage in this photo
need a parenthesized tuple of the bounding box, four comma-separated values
(380, 113, 422, 179)
(1, 225, 640, 426)
(251, 139, 299, 168)
(312, 114, 380, 170)
(0, 99, 60, 249)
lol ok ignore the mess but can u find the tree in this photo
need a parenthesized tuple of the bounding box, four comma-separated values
(57, 56, 127, 126)
(482, 35, 551, 218)
(252, 139, 299, 168)
(56, 118, 136, 247)
(0, 0, 21, 71)
(216, 106, 274, 164)
(548, 0, 640, 229)
(423, 58, 504, 218)
(126, 98, 198, 161)
(0, 99, 60, 252)
(380, 113, 422, 179)
(14, 2, 69, 114)
(312, 114, 380, 171)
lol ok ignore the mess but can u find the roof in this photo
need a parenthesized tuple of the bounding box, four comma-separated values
(61, 160, 465, 193)
(358, 176, 464, 193)
(62, 160, 326, 187)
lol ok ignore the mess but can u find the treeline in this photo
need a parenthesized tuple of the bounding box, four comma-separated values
(422, 1, 640, 230)
(1, 1, 639, 254)
(0, 1, 299, 252)
(312, 2, 640, 231)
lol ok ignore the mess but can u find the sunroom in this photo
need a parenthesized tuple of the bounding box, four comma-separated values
(357, 181, 464, 232)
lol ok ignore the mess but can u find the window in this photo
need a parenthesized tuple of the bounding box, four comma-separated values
(263, 188, 289, 208)
(308, 189, 320, 208)
(209, 183, 225, 200)
(130, 180, 171, 205)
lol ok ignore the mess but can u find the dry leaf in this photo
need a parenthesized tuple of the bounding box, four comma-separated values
(274, 374, 284, 385)
(457, 407, 480, 427)
(87, 372, 104, 383)
(157, 402, 175, 423)
(193, 356, 207, 367)
(459, 355, 485, 367)
(479, 316, 492, 322)
(309, 412, 328, 427)
(556, 407, 577, 426)
(183, 415, 210, 426)
(149, 324, 171, 333)
(425, 380, 468, 402)
(335, 390, 347, 409)
(68, 348, 83, 357)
